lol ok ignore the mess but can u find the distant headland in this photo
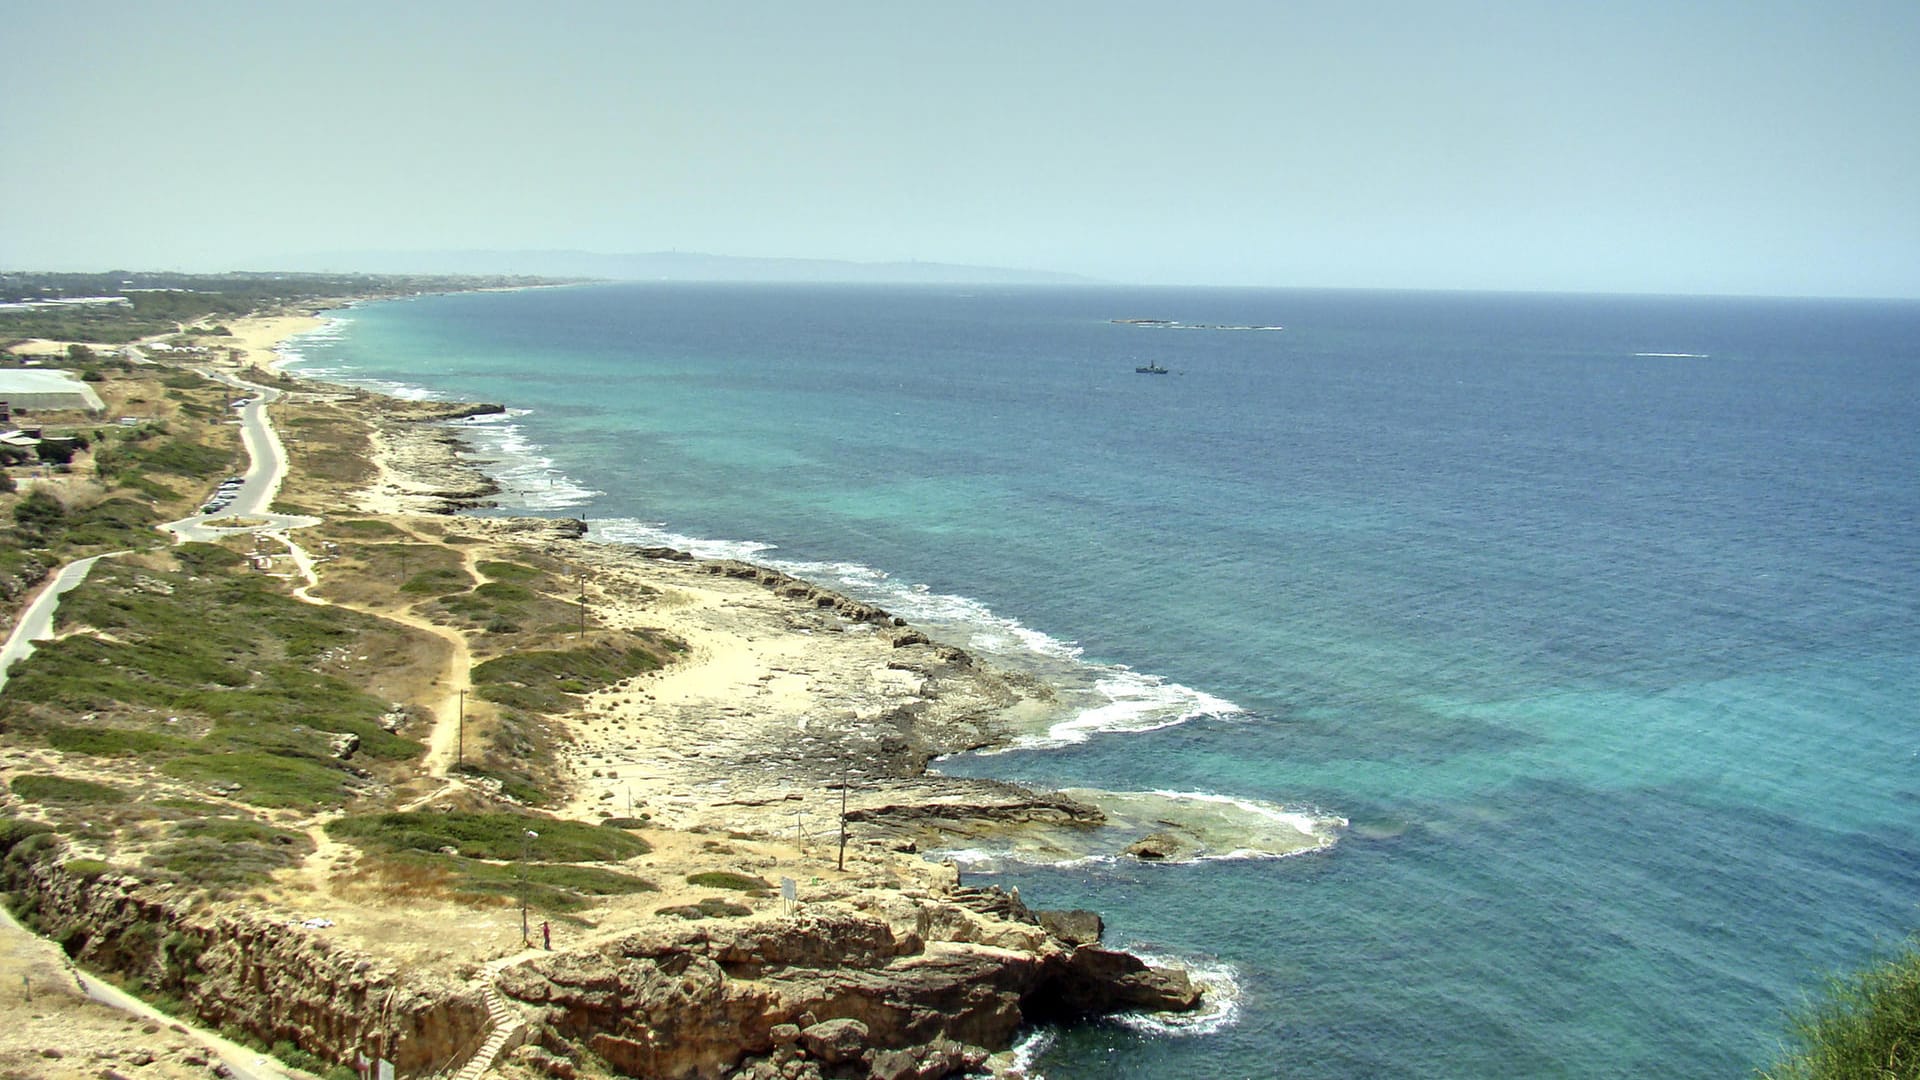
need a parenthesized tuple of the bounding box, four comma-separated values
(259, 249, 1102, 286)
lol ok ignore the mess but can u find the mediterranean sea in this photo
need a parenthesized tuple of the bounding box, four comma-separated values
(285, 283, 1920, 1078)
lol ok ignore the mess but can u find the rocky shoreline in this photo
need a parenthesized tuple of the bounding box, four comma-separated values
(256, 362, 1220, 1077)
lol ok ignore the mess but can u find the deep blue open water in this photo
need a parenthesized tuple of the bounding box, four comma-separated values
(286, 284, 1920, 1078)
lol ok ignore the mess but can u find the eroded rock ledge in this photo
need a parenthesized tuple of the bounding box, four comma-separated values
(6, 852, 1195, 1080)
(498, 886, 1196, 1080)
(361, 398, 507, 513)
(5, 858, 484, 1074)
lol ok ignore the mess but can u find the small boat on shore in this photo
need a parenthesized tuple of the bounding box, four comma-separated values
(1135, 362, 1169, 374)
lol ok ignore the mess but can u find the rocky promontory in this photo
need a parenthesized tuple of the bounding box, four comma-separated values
(499, 887, 1195, 1080)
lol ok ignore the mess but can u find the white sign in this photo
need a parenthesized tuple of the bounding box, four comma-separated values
(377, 1060, 394, 1080)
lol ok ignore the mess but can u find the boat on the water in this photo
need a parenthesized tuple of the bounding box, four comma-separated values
(1135, 362, 1169, 374)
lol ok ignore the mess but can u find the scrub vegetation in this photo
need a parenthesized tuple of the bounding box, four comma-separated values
(1761, 939, 1920, 1080)
(327, 810, 657, 911)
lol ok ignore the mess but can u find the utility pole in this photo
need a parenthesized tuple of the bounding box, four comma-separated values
(576, 569, 586, 639)
(520, 829, 537, 944)
(837, 759, 851, 871)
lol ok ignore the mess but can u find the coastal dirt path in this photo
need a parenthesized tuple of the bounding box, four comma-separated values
(153, 364, 480, 784)
(368, 595, 476, 780)
(0, 905, 298, 1080)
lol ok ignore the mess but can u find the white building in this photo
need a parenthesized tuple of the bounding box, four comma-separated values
(0, 370, 107, 412)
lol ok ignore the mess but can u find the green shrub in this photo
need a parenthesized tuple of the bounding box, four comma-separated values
(399, 568, 471, 595)
(273, 1041, 332, 1074)
(477, 561, 544, 583)
(3, 561, 423, 806)
(685, 871, 772, 893)
(9, 774, 128, 805)
(327, 811, 651, 862)
(1763, 939, 1920, 1080)
(63, 858, 113, 882)
(329, 518, 402, 537)
(3, 830, 63, 871)
(0, 817, 54, 857)
(362, 849, 655, 911)
(176, 542, 245, 573)
(658, 897, 752, 920)
(11, 489, 66, 543)
(61, 497, 160, 549)
(448, 763, 551, 807)
(42, 726, 192, 756)
(160, 752, 355, 809)
(471, 638, 676, 713)
(145, 832, 310, 887)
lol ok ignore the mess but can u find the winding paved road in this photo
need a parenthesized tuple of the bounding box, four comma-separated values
(0, 551, 121, 694)
(161, 372, 320, 542)
(2, 368, 318, 692)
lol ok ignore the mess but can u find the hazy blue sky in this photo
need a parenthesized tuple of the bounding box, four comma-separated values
(4, 1, 1916, 296)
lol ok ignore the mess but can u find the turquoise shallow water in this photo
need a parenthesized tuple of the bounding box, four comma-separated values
(287, 284, 1920, 1077)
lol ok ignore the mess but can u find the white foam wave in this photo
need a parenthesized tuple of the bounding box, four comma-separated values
(1111, 952, 1243, 1036)
(1633, 351, 1710, 358)
(767, 559, 1247, 750)
(940, 848, 1118, 873)
(272, 316, 350, 370)
(1144, 788, 1347, 838)
(1006, 671, 1243, 751)
(448, 411, 600, 511)
(772, 558, 1086, 663)
(589, 517, 776, 563)
(1007, 1028, 1055, 1077)
(279, 358, 445, 403)
(581, 523, 1244, 750)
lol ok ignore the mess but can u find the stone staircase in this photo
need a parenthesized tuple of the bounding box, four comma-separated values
(449, 978, 527, 1080)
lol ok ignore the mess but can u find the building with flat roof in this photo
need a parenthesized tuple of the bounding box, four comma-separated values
(0, 370, 106, 412)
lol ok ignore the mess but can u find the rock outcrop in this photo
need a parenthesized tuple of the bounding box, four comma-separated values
(699, 561, 908, 630)
(3, 847, 1198, 1080)
(3, 857, 486, 1075)
(496, 890, 1198, 1080)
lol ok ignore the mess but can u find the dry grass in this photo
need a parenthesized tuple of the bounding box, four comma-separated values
(274, 397, 377, 503)
(310, 538, 471, 610)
